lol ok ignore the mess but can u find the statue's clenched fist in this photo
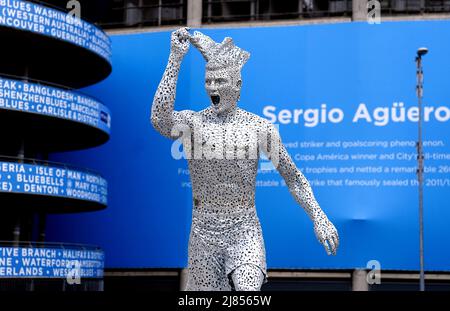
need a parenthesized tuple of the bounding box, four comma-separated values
(170, 27, 190, 61)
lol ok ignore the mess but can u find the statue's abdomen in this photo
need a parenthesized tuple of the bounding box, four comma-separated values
(188, 158, 258, 210)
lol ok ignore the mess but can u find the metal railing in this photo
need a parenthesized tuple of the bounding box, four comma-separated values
(99, 0, 187, 29)
(202, 0, 352, 23)
(24, 1, 450, 29)
(381, 0, 450, 14)
(202, 0, 450, 23)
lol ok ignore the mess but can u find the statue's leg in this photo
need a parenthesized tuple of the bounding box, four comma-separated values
(185, 233, 231, 291)
(225, 210, 267, 291)
(230, 264, 265, 291)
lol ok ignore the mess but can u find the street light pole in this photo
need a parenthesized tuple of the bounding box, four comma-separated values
(416, 47, 428, 292)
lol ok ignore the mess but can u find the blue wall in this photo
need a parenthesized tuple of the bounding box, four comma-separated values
(47, 21, 450, 271)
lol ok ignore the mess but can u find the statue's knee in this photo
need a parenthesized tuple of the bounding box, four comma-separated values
(234, 282, 261, 291)
(231, 264, 264, 291)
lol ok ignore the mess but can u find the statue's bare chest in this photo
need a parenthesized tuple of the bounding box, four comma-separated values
(192, 119, 260, 160)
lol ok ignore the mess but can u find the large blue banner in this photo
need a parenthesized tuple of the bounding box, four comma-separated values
(0, 246, 104, 278)
(0, 161, 107, 205)
(0, 77, 111, 134)
(0, 0, 112, 62)
(47, 21, 450, 271)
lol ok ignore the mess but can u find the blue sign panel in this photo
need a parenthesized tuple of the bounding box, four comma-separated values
(0, 246, 104, 278)
(0, 0, 112, 62)
(47, 21, 450, 271)
(0, 161, 107, 205)
(0, 77, 111, 134)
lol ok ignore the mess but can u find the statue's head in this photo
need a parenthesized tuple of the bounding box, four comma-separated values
(190, 31, 250, 115)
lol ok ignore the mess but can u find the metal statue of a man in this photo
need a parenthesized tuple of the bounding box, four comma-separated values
(151, 27, 339, 291)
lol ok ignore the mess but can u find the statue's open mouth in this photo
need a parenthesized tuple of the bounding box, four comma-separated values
(211, 95, 220, 106)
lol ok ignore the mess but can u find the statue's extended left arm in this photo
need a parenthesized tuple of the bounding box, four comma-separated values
(261, 123, 339, 255)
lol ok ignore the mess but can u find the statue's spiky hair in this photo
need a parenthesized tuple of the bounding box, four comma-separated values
(190, 31, 250, 71)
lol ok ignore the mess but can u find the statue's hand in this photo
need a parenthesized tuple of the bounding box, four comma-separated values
(170, 27, 190, 61)
(313, 213, 339, 255)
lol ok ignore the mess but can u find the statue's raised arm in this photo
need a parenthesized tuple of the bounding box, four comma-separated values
(151, 27, 195, 139)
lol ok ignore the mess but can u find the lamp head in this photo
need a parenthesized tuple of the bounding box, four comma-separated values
(417, 47, 428, 57)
